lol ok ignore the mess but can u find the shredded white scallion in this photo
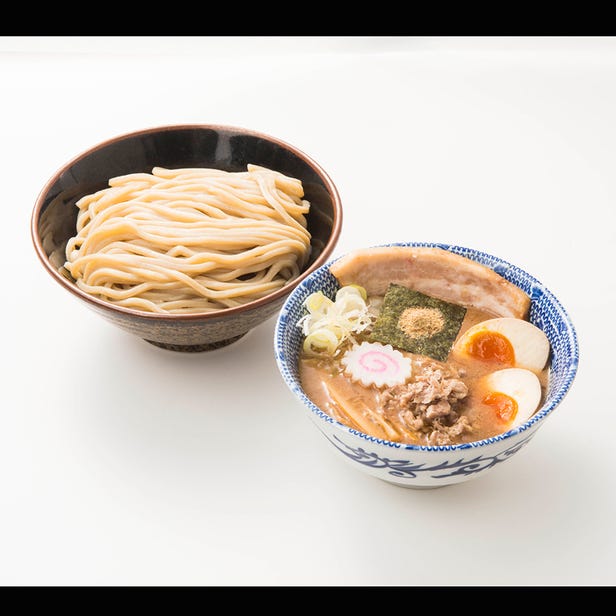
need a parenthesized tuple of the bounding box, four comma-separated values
(297, 285, 374, 356)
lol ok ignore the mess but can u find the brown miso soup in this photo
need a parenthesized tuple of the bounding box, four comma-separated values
(297, 247, 551, 447)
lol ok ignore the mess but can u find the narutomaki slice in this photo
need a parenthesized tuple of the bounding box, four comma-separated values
(329, 246, 531, 319)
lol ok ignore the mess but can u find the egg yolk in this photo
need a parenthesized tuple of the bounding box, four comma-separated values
(466, 331, 515, 365)
(483, 391, 518, 423)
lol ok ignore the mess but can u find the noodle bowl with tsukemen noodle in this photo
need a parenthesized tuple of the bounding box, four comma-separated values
(63, 164, 312, 314)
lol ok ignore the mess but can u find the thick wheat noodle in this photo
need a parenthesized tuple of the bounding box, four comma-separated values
(78, 186, 309, 229)
(73, 243, 305, 289)
(64, 164, 312, 314)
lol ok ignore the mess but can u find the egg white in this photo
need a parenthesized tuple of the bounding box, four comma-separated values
(453, 317, 550, 373)
(480, 367, 542, 427)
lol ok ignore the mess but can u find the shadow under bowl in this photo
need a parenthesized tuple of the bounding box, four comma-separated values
(31, 124, 342, 352)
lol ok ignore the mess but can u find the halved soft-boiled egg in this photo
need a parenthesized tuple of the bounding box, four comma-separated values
(477, 368, 542, 428)
(452, 317, 550, 373)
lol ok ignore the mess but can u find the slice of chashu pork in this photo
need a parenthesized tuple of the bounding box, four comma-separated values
(330, 246, 531, 319)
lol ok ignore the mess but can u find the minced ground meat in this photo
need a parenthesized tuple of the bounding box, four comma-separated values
(379, 358, 472, 446)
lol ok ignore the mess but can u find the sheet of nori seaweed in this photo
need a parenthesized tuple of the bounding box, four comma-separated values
(369, 284, 467, 362)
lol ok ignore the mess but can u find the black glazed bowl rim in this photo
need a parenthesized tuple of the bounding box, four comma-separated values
(31, 123, 343, 322)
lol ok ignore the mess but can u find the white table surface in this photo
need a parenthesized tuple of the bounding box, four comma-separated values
(1, 36, 613, 587)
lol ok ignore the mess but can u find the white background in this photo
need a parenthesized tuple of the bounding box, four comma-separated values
(1, 36, 613, 586)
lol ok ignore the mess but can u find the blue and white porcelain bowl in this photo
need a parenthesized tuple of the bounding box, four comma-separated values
(274, 242, 579, 489)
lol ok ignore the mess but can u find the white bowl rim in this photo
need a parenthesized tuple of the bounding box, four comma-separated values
(274, 240, 579, 452)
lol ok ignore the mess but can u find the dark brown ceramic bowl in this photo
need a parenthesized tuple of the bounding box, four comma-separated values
(31, 124, 342, 352)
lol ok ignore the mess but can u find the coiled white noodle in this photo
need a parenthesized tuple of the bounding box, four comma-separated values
(64, 164, 312, 314)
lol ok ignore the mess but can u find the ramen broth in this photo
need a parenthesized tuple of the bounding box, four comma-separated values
(296, 247, 550, 446)
(300, 306, 549, 445)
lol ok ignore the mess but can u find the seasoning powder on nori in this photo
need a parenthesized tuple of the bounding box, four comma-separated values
(369, 284, 467, 362)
